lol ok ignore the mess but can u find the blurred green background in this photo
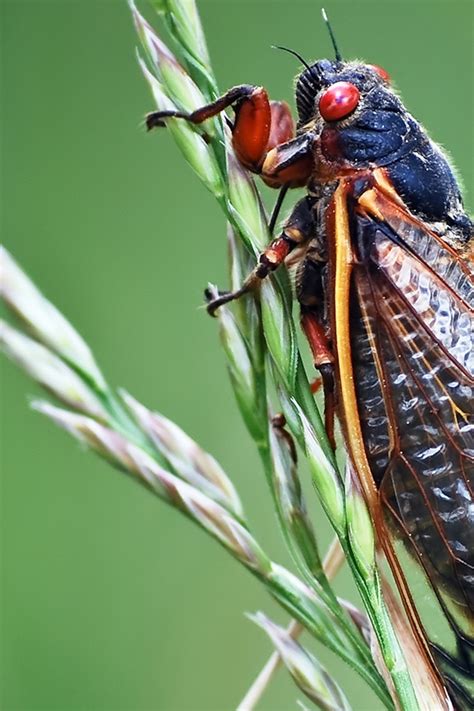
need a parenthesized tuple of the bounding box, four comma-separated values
(1, 1, 472, 709)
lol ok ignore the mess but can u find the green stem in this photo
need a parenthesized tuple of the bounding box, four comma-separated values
(255, 439, 392, 709)
(266, 571, 395, 710)
(336, 536, 419, 711)
(363, 574, 419, 711)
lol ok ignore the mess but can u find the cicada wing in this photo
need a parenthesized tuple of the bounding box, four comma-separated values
(330, 179, 474, 707)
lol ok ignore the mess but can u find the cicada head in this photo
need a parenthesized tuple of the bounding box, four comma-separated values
(296, 60, 390, 123)
(295, 57, 471, 233)
(295, 59, 414, 169)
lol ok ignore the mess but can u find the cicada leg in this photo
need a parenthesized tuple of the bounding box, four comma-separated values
(300, 309, 336, 450)
(296, 234, 336, 450)
(205, 196, 315, 315)
(146, 85, 313, 188)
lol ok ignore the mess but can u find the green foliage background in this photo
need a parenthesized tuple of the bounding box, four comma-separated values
(1, 1, 472, 709)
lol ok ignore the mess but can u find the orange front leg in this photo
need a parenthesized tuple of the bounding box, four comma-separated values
(146, 85, 314, 188)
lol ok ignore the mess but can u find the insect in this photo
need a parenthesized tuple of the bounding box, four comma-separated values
(146, 13, 474, 709)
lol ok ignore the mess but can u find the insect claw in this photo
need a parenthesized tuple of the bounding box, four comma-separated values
(204, 288, 233, 317)
(145, 109, 188, 130)
(271, 413, 298, 464)
(145, 111, 166, 130)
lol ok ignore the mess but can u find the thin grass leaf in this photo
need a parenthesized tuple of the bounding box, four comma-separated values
(267, 564, 391, 706)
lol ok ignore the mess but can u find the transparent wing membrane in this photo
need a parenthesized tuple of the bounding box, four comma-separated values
(346, 202, 474, 707)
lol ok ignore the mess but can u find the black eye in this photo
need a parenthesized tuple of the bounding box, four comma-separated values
(296, 70, 319, 124)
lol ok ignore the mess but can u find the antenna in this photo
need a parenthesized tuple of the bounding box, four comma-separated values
(321, 8, 342, 62)
(272, 45, 313, 72)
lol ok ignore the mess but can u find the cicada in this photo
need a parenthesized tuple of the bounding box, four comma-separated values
(146, 16, 474, 709)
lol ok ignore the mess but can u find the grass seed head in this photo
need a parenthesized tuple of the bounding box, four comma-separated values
(137, 55, 223, 197)
(250, 611, 352, 711)
(121, 390, 244, 517)
(226, 146, 269, 253)
(0, 246, 105, 389)
(130, 1, 212, 126)
(1, 323, 108, 419)
(154, 0, 211, 75)
(207, 284, 267, 443)
(293, 400, 346, 537)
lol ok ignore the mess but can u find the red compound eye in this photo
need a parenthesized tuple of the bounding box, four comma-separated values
(369, 64, 391, 83)
(319, 82, 360, 122)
